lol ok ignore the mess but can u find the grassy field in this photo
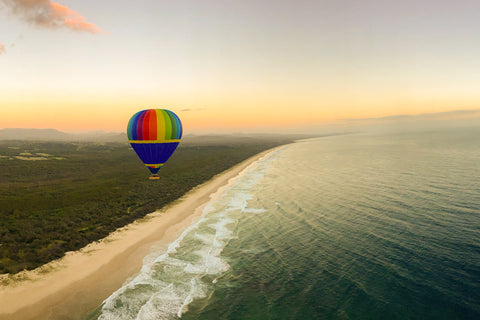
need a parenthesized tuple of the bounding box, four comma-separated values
(0, 135, 295, 274)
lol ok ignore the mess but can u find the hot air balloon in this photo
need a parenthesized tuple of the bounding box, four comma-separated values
(127, 109, 182, 179)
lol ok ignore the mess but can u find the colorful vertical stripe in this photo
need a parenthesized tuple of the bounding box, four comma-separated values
(127, 109, 182, 142)
(127, 109, 183, 174)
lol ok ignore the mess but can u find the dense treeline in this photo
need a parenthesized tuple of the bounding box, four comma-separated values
(0, 136, 294, 274)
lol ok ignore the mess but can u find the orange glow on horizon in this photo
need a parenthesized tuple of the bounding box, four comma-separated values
(1, 86, 479, 133)
(2, 101, 480, 133)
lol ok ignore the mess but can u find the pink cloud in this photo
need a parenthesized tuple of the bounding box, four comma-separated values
(2, 0, 105, 34)
(50, 2, 102, 33)
(0, 42, 5, 54)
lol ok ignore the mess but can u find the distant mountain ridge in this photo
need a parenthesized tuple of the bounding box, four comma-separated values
(0, 128, 126, 142)
(0, 128, 321, 144)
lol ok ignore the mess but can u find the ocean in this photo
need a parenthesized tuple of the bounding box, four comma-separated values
(89, 128, 480, 320)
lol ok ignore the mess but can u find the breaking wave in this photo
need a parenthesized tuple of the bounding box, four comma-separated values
(94, 150, 282, 319)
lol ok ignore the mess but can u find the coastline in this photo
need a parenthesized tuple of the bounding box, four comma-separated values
(0, 146, 283, 320)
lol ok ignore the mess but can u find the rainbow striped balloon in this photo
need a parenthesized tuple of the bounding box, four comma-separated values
(127, 109, 182, 177)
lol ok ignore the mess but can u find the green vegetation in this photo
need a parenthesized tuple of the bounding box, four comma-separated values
(0, 135, 294, 274)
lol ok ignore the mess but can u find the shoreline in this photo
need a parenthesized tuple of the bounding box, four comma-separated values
(0, 146, 283, 320)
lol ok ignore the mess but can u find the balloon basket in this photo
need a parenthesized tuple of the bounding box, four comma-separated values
(149, 174, 160, 180)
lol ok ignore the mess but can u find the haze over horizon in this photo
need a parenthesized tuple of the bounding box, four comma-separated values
(1, 0, 480, 133)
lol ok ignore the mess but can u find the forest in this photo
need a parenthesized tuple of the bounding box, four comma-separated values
(0, 135, 296, 274)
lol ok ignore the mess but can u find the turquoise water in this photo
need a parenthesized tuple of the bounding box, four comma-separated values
(91, 128, 480, 319)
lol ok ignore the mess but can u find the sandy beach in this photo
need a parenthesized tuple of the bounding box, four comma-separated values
(0, 148, 278, 320)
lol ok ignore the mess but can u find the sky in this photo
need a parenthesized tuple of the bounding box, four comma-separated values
(0, 0, 479, 133)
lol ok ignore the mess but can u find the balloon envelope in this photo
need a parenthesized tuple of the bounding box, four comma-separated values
(127, 109, 182, 175)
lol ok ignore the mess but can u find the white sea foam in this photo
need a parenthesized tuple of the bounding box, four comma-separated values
(96, 149, 283, 319)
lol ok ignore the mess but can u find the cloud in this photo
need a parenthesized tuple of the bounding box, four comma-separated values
(1, 0, 104, 34)
(0, 42, 5, 54)
(343, 109, 480, 122)
(181, 108, 206, 112)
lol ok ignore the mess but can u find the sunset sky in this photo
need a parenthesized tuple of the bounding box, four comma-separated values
(0, 0, 479, 133)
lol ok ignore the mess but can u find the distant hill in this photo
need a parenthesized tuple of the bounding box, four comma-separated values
(0, 128, 70, 140)
(0, 128, 323, 143)
(0, 128, 126, 142)
(0, 128, 327, 146)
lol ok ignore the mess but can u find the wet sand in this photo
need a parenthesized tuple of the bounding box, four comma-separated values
(0, 148, 278, 320)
